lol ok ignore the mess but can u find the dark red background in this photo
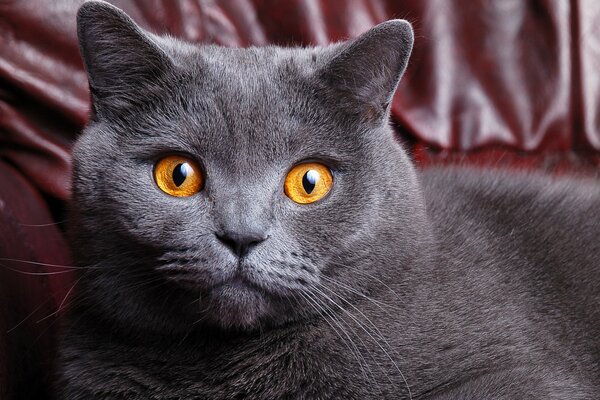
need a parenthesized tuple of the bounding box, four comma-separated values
(1, 1, 599, 397)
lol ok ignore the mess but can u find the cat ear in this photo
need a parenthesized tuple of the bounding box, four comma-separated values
(77, 1, 174, 117)
(318, 20, 414, 122)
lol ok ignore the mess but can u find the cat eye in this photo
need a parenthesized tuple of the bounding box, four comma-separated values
(153, 155, 204, 197)
(284, 162, 333, 204)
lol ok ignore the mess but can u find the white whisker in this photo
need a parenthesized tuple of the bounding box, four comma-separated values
(312, 282, 412, 399)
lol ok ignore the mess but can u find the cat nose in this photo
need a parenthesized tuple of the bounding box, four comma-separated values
(215, 230, 267, 258)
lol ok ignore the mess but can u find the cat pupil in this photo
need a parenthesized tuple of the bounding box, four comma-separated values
(302, 170, 319, 194)
(172, 163, 189, 187)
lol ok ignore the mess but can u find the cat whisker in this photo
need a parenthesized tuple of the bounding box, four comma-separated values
(6, 298, 53, 334)
(0, 257, 103, 270)
(0, 263, 79, 276)
(176, 325, 195, 348)
(311, 283, 412, 400)
(307, 285, 394, 389)
(295, 290, 381, 394)
(299, 288, 385, 398)
(126, 276, 171, 291)
(188, 294, 203, 307)
(191, 313, 208, 327)
(319, 274, 398, 312)
(0, 257, 136, 287)
(7, 267, 168, 332)
(326, 259, 402, 298)
(18, 219, 68, 227)
(35, 276, 84, 324)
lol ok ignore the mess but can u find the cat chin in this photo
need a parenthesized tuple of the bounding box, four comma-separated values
(156, 259, 308, 330)
(201, 280, 276, 330)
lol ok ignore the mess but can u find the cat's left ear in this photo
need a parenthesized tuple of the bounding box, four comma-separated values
(318, 20, 414, 122)
(77, 1, 174, 117)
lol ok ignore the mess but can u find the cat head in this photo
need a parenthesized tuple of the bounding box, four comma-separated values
(72, 1, 421, 333)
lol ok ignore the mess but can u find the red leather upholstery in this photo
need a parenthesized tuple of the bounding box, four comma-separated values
(1, 1, 599, 398)
(0, 162, 72, 398)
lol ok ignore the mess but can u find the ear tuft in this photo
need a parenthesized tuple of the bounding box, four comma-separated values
(77, 1, 173, 116)
(318, 20, 414, 122)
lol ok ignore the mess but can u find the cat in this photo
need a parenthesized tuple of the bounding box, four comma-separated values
(59, 1, 600, 399)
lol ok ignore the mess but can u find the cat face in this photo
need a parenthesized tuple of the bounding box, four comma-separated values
(72, 1, 416, 331)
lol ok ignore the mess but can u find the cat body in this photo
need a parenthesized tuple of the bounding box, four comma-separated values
(61, 169, 600, 399)
(60, 2, 600, 399)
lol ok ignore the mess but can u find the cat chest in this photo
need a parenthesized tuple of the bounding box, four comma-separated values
(65, 334, 372, 399)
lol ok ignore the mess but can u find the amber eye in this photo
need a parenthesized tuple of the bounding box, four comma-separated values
(153, 155, 203, 197)
(284, 162, 333, 204)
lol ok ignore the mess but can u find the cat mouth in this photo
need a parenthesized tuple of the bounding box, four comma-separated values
(159, 261, 305, 329)
(160, 264, 268, 295)
(157, 256, 309, 300)
(213, 273, 263, 292)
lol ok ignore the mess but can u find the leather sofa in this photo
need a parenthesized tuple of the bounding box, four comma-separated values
(1, 1, 599, 398)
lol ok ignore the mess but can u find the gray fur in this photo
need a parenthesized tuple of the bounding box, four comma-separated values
(60, 1, 600, 399)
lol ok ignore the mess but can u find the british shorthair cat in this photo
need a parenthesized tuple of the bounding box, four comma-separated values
(60, 1, 600, 398)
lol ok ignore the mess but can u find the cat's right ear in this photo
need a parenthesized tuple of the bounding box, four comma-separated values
(317, 20, 414, 124)
(77, 1, 174, 118)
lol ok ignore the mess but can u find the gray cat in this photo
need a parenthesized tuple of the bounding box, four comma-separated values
(60, 1, 600, 399)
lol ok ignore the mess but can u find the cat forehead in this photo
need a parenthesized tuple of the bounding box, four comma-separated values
(81, 23, 413, 167)
(136, 87, 355, 170)
(174, 45, 325, 109)
(172, 42, 332, 75)
(133, 44, 356, 156)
